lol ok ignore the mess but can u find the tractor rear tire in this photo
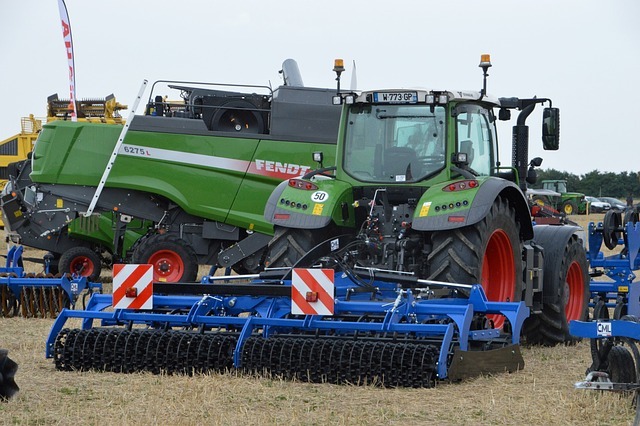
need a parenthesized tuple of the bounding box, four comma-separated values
(59, 247, 102, 282)
(266, 227, 332, 268)
(427, 196, 523, 328)
(523, 233, 589, 345)
(132, 233, 198, 283)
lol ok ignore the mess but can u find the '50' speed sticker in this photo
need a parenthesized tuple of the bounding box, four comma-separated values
(311, 191, 329, 203)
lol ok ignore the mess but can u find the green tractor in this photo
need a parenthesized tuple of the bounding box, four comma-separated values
(264, 56, 590, 344)
(535, 179, 587, 215)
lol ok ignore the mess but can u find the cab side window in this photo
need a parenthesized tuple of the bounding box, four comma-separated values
(455, 105, 494, 176)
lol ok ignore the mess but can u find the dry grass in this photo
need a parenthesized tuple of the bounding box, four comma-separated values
(0, 213, 637, 425)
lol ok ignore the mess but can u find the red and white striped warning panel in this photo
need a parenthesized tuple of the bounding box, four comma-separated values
(112, 264, 153, 310)
(291, 268, 334, 315)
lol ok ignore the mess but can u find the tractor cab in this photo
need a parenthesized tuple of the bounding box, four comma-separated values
(338, 91, 498, 186)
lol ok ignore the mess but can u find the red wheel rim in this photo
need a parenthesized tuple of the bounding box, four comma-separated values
(481, 229, 515, 329)
(69, 256, 95, 277)
(564, 260, 584, 321)
(148, 250, 184, 282)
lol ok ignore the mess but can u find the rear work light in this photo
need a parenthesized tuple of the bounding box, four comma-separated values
(288, 179, 318, 191)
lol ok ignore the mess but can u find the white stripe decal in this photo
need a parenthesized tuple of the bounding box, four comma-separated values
(119, 144, 250, 173)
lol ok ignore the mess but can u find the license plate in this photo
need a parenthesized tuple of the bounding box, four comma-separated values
(373, 91, 418, 104)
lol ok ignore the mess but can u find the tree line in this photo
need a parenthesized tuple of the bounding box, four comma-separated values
(533, 169, 640, 200)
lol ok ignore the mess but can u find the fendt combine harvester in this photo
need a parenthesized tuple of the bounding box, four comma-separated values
(570, 209, 640, 422)
(1, 59, 341, 283)
(0, 94, 150, 283)
(45, 56, 590, 387)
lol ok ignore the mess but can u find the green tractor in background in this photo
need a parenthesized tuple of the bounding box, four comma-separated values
(531, 179, 587, 215)
(264, 56, 590, 344)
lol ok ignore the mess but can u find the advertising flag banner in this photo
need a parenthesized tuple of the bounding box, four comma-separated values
(57, 0, 77, 121)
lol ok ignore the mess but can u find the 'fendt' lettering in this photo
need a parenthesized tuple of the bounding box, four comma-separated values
(255, 159, 311, 177)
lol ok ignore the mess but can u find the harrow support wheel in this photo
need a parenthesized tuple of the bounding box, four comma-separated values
(59, 247, 102, 282)
(132, 233, 198, 282)
(606, 345, 637, 384)
(523, 231, 589, 345)
(427, 196, 523, 329)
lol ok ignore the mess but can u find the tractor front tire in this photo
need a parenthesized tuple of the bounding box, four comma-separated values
(59, 247, 102, 282)
(132, 233, 198, 283)
(427, 196, 523, 328)
(266, 227, 333, 268)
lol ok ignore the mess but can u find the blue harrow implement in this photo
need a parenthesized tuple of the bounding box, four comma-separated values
(46, 265, 529, 387)
(0, 246, 102, 318)
(570, 209, 640, 422)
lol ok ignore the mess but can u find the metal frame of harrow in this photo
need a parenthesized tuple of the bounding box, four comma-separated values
(570, 219, 640, 414)
(1, 246, 103, 316)
(46, 271, 529, 381)
(586, 221, 640, 316)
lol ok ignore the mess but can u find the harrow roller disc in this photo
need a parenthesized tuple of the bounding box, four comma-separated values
(53, 328, 74, 371)
(1, 285, 18, 318)
(91, 329, 112, 371)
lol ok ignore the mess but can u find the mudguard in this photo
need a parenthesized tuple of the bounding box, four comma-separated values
(264, 178, 355, 229)
(412, 176, 533, 240)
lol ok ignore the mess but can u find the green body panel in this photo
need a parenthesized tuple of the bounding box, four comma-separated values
(67, 212, 151, 253)
(272, 178, 356, 229)
(413, 179, 483, 219)
(31, 120, 335, 236)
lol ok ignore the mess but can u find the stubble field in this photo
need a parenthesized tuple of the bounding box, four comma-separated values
(0, 213, 637, 425)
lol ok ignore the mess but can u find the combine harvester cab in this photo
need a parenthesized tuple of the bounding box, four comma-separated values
(1, 59, 342, 282)
(264, 56, 590, 346)
(570, 209, 640, 422)
(46, 264, 529, 387)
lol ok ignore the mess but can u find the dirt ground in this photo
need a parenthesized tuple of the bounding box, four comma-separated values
(0, 213, 637, 425)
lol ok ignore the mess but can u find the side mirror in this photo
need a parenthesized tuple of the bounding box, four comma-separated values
(526, 157, 542, 185)
(542, 107, 560, 150)
(313, 151, 324, 168)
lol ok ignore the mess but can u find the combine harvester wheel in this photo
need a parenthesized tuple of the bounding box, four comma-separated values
(0, 246, 102, 318)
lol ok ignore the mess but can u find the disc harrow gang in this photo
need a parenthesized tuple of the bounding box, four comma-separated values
(46, 267, 529, 388)
(0, 246, 102, 318)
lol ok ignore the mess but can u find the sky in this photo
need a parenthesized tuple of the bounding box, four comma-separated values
(1, 0, 638, 175)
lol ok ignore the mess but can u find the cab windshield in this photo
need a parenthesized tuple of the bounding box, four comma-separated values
(343, 104, 446, 183)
